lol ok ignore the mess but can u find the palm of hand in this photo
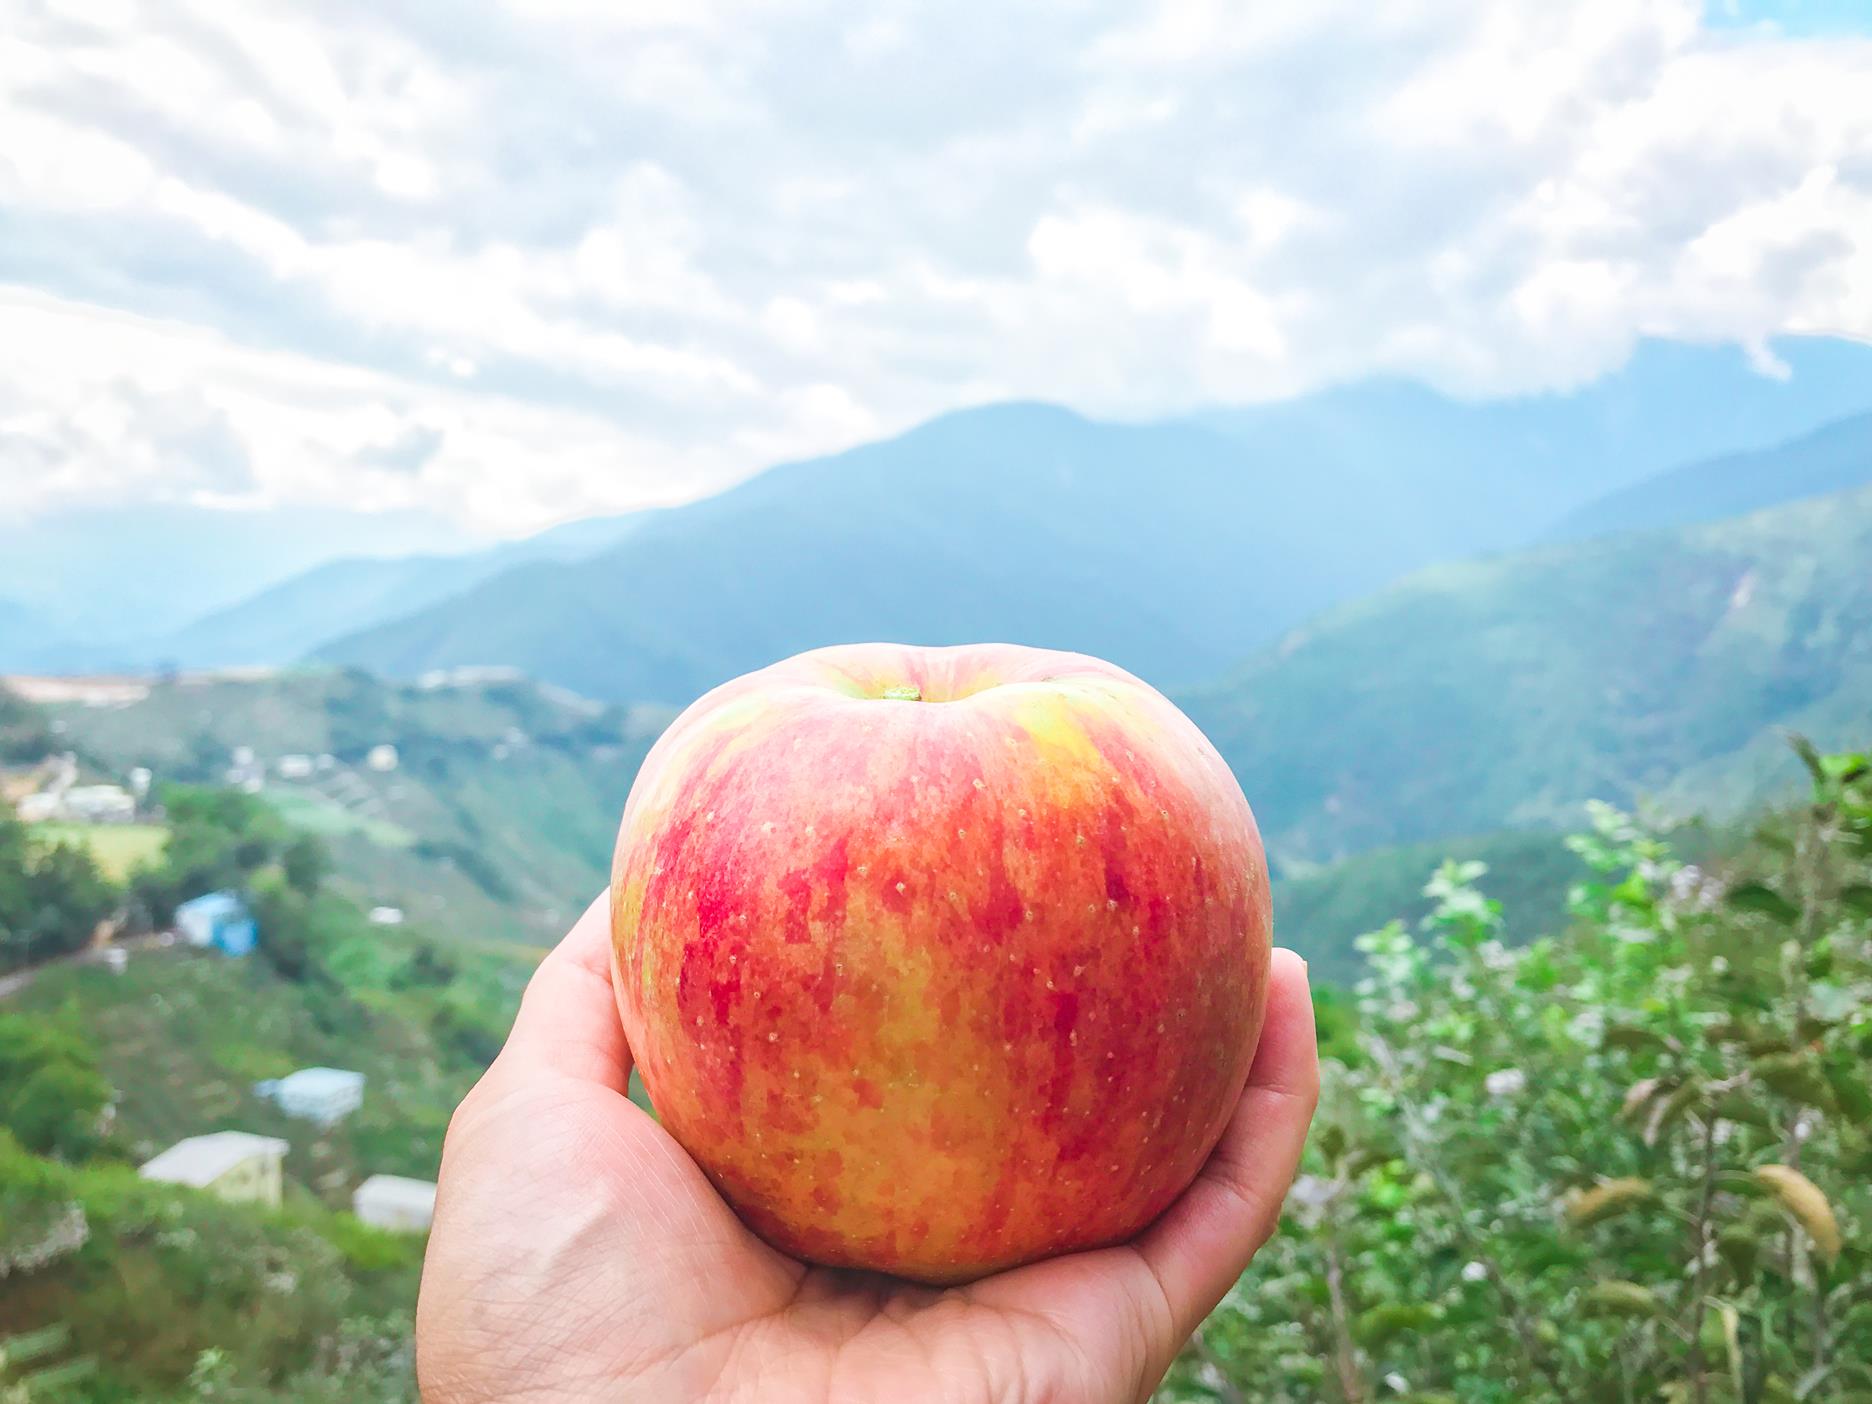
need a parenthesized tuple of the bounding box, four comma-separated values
(417, 897, 1317, 1404)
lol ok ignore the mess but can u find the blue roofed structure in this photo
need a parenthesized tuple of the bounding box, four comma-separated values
(173, 891, 257, 957)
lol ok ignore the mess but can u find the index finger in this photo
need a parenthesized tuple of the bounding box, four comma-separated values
(498, 888, 635, 1092)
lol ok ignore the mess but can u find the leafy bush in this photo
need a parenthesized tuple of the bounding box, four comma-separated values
(0, 1017, 111, 1159)
(1167, 742, 1872, 1402)
(0, 815, 116, 973)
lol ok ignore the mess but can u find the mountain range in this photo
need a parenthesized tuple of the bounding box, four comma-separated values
(0, 504, 476, 651)
(1545, 408, 1872, 541)
(312, 337, 1872, 704)
(7, 335, 1870, 692)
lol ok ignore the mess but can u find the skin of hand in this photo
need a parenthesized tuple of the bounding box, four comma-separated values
(416, 891, 1319, 1404)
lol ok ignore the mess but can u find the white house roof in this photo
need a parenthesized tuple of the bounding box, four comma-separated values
(139, 1132, 288, 1187)
(354, 1174, 438, 1212)
(280, 1067, 364, 1092)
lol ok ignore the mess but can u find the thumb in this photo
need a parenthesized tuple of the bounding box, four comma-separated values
(500, 889, 635, 1092)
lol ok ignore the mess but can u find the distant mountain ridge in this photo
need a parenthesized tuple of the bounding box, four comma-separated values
(156, 511, 648, 668)
(1181, 479, 1872, 867)
(7, 334, 1870, 683)
(311, 337, 1872, 704)
(1192, 334, 1872, 560)
(1545, 409, 1872, 541)
(0, 504, 475, 647)
(319, 404, 1377, 700)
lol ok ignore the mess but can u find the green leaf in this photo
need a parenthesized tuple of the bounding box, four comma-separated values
(1583, 1280, 1660, 1317)
(1839, 884, 1872, 918)
(1821, 751, 1870, 783)
(1751, 1053, 1836, 1111)
(1716, 1223, 1762, 1277)
(1353, 1301, 1438, 1346)
(1727, 881, 1800, 923)
(1645, 1079, 1703, 1146)
(1789, 732, 1827, 785)
(1712, 1090, 1777, 1131)
(1825, 1063, 1872, 1121)
(1602, 1025, 1670, 1054)
(1564, 1177, 1653, 1227)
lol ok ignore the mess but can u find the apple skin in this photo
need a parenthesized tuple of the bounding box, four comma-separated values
(610, 642, 1272, 1283)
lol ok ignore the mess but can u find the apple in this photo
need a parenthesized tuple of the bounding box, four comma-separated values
(609, 642, 1272, 1282)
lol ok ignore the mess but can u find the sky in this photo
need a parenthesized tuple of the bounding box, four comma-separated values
(3, 0, 1870, 536)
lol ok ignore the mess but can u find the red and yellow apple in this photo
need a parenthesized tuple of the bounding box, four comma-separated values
(609, 642, 1272, 1282)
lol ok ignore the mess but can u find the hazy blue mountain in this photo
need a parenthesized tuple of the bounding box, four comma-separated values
(20, 334, 1869, 684)
(0, 504, 475, 656)
(1544, 409, 1872, 542)
(1181, 481, 1872, 868)
(319, 404, 1417, 701)
(315, 337, 1872, 707)
(151, 511, 648, 668)
(1193, 335, 1872, 559)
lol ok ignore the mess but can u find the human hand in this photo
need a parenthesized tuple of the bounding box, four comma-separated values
(416, 892, 1318, 1403)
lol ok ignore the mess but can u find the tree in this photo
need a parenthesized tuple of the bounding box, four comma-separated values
(281, 835, 331, 897)
(1166, 741, 1872, 1402)
(0, 1016, 112, 1159)
(0, 812, 116, 973)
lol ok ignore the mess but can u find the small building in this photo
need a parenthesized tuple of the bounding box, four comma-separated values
(256, 1067, 365, 1127)
(277, 754, 314, 780)
(366, 905, 405, 926)
(353, 1174, 437, 1232)
(62, 784, 135, 824)
(139, 1132, 288, 1207)
(174, 891, 258, 957)
(365, 744, 399, 773)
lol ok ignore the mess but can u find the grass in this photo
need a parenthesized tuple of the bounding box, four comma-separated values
(33, 822, 169, 880)
(264, 788, 415, 848)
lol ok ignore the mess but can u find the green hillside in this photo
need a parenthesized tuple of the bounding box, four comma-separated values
(0, 1129, 427, 1401)
(13, 930, 518, 1190)
(148, 512, 648, 671)
(1185, 482, 1872, 865)
(0, 790, 524, 1401)
(40, 669, 668, 946)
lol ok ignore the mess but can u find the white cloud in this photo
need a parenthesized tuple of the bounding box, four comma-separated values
(0, 0, 1868, 532)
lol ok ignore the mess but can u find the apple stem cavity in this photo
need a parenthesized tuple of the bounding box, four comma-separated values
(882, 684, 923, 702)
